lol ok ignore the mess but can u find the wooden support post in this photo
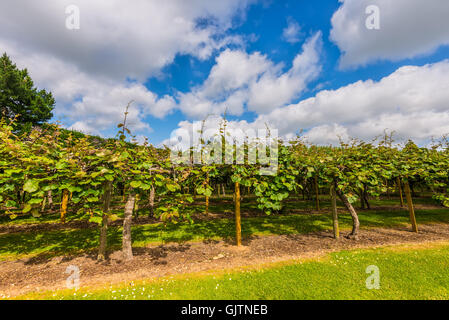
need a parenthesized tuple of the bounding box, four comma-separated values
(397, 177, 405, 207)
(235, 181, 242, 246)
(148, 186, 155, 217)
(385, 179, 390, 200)
(314, 175, 320, 211)
(133, 193, 140, 218)
(41, 196, 47, 212)
(47, 190, 53, 210)
(122, 192, 136, 260)
(331, 184, 339, 239)
(60, 189, 69, 223)
(403, 180, 418, 233)
(359, 189, 365, 209)
(205, 174, 209, 215)
(98, 180, 112, 261)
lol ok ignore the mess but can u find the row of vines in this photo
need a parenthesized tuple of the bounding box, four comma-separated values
(1, 114, 449, 261)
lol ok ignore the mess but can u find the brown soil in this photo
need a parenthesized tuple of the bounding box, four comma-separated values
(2, 223, 449, 298)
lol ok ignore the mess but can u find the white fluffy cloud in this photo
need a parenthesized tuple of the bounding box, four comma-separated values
(3, 0, 447, 146)
(330, 0, 449, 68)
(302, 124, 350, 145)
(0, 38, 175, 135)
(247, 32, 322, 113)
(178, 49, 273, 117)
(0, 0, 254, 134)
(282, 18, 302, 44)
(0, 0, 253, 80)
(252, 60, 449, 144)
(166, 56, 449, 147)
(161, 116, 257, 149)
(178, 32, 323, 118)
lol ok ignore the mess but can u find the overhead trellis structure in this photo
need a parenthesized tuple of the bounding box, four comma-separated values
(1, 115, 448, 261)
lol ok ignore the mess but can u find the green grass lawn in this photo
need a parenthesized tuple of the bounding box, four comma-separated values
(1, 207, 448, 260)
(0, 195, 439, 226)
(17, 241, 449, 300)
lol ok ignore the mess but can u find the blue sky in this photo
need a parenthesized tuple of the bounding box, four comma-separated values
(144, 0, 342, 143)
(1, 0, 449, 145)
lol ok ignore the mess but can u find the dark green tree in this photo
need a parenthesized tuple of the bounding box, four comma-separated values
(0, 53, 55, 130)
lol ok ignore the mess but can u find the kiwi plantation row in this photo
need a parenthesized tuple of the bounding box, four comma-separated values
(1, 115, 448, 261)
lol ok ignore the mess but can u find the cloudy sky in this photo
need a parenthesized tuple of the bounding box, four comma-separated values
(1, 0, 449, 146)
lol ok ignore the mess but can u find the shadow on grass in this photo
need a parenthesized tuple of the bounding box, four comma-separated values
(1, 208, 448, 264)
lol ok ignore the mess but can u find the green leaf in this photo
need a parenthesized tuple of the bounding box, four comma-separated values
(22, 204, 32, 213)
(28, 198, 43, 205)
(68, 186, 82, 193)
(196, 186, 205, 194)
(130, 181, 142, 188)
(443, 199, 449, 208)
(109, 214, 119, 222)
(55, 162, 64, 170)
(6, 200, 17, 208)
(140, 183, 151, 190)
(87, 197, 99, 202)
(23, 180, 39, 193)
(167, 184, 178, 192)
(89, 216, 103, 225)
(4, 169, 22, 177)
(204, 189, 212, 197)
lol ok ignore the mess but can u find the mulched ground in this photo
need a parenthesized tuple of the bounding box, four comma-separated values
(2, 223, 449, 298)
